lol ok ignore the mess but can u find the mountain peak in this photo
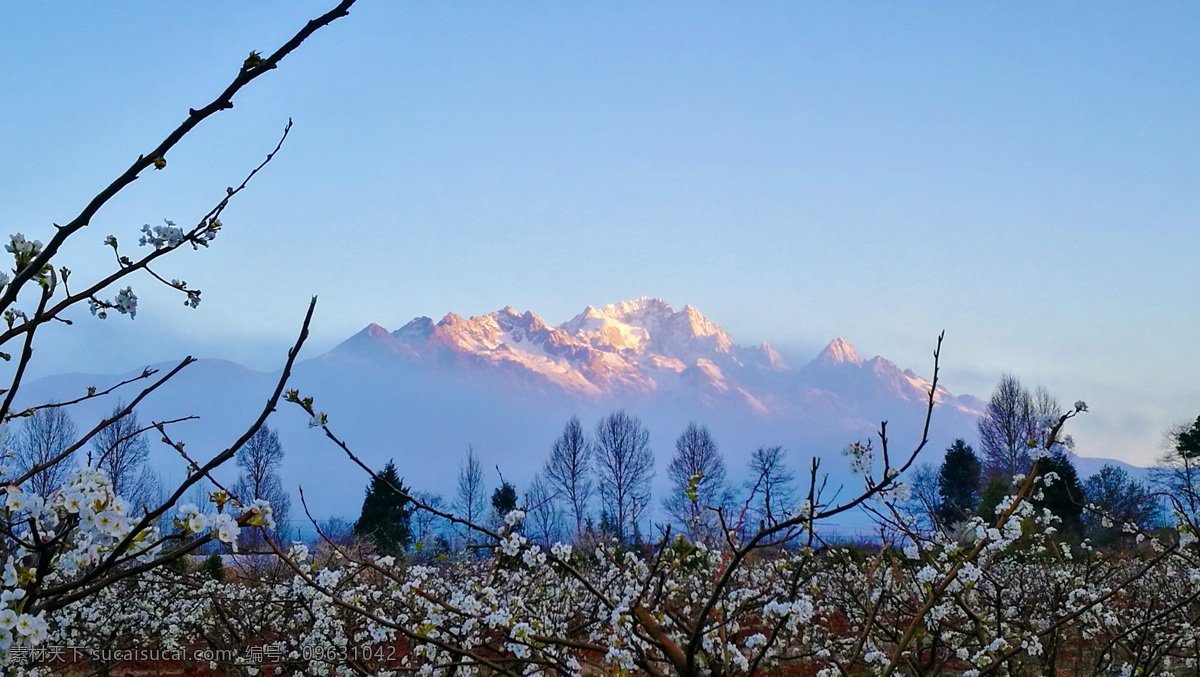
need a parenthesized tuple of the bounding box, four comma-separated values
(560, 298, 734, 360)
(331, 322, 415, 360)
(598, 297, 674, 320)
(816, 337, 864, 366)
(760, 340, 788, 370)
(319, 302, 982, 432)
(336, 322, 395, 348)
(681, 304, 722, 339)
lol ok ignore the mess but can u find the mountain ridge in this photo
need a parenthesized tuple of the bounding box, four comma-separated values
(9, 298, 1145, 525)
(332, 297, 984, 420)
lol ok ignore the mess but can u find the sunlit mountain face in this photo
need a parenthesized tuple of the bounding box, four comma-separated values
(339, 297, 983, 418)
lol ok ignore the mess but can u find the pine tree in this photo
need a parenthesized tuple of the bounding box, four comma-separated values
(978, 477, 1010, 525)
(936, 439, 982, 526)
(598, 509, 618, 539)
(1151, 416, 1200, 522)
(491, 480, 518, 521)
(1033, 451, 1085, 537)
(353, 461, 414, 555)
(1177, 416, 1200, 460)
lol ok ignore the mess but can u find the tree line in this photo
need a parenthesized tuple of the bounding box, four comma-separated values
(16, 379, 1197, 560)
(353, 374, 1200, 558)
(909, 373, 1172, 548)
(350, 409, 808, 555)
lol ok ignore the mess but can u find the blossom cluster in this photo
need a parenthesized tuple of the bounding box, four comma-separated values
(5, 233, 43, 272)
(3, 483, 1198, 677)
(0, 464, 279, 666)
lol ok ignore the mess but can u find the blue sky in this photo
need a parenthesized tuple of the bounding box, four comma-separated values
(1, 2, 1197, 465)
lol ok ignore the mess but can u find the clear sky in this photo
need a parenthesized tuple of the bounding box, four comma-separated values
(1, 2, 1196, 465)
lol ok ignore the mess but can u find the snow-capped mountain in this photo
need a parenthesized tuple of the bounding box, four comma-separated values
(328, 297, 983, 422)
(12, 298, 989, 526)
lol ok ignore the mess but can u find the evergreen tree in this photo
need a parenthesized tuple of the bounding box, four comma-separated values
(353, 461, 414, 555)
(1033, 451, 1085, 537)
(936, 439, 982, 526)
(1152, 416, 1200, 522)
(1177, 416, 1200, 460)
(491, 480, 518, 521)
(978, 477, 1010, 525)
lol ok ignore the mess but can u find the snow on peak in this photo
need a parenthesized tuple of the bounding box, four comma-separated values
(816, 337, 864, 366)
(394, 316, 436, 342)
(561, 298, 733, 360)
(681, 305, 723, 339)
(560, 303, 650, 353)
(324, 301, 979, 427)
(597, 297, 675, 320)
(424, 307, 563, 353)
(760, 341, 788, 370)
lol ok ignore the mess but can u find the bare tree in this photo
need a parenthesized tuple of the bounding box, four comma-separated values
(410, 490, 447, 549)
(902, 462, 943, 532)
(89, 403, 158, 510)
(524, 473, 564, 547)
(317, 518, 355, 547)
(455, 446, 486, 547)
(14, 407, 79, 497)
(543, 416, 592, 537)
(593, 410, 654, 543)
(663, 423, 730, 542)
(232, 425, 291, 545)
(745, 444, 796, 529)
(980, 376, 1074, 482)
(978, 373, 1036, 479)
